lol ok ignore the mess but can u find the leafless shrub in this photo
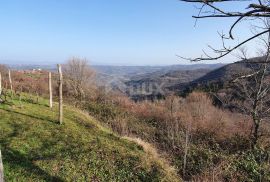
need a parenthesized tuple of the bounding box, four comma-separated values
(62, 57, 96, 105)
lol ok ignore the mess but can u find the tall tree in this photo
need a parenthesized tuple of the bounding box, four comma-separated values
(181, 1, 270, 148)
(63, 57, 95, 105)
(227, 45, 270, 148)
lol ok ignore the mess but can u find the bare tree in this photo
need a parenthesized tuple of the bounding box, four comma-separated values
(63, 57, 95, 105)
(180, 0, 270, 62)
(225, 47, 270, 148)
(181, 0, 270, 148)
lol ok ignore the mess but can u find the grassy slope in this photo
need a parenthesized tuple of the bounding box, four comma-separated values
(0, 96, 179, 182)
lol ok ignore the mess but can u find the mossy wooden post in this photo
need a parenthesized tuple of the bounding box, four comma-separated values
(0, 72, 2, 96)
(49, 72, 53, 108)
(57, 64, 63, 124)
(8, 70, 13, 93)
(0, 149, 4, 182)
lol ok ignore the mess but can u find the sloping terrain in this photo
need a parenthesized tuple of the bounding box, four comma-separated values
(0, 95, 180, 181)
(189, 62, 251, 86)
(168, 62, 249, 93)
(172, 57, 268, 93)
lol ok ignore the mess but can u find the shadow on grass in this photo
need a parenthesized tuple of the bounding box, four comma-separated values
(2, 147, 64, 182)
(0, 123, 64, 181)
(0, 107, 58, 124)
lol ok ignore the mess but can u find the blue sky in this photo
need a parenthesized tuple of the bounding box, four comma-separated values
(0, 0, 253, 65)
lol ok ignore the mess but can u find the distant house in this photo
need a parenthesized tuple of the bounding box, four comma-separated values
(31, 68, 42, 73)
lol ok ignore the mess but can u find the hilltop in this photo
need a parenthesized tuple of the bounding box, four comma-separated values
(0, 94, 180, 181)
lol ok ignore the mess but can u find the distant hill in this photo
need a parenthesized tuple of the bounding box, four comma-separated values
(180, 57, 267, 92)
(105, 57, 269, 100)
(168, 62, 250, 94)
(93, 64, 224, 77)
(93, 64, 224, 100)
(191, 62, 252, 85)
(125, 69, 211, 100)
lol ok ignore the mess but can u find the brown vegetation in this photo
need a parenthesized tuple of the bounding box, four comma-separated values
(89, 91, 269, 181)
(1, 61, 269, 181)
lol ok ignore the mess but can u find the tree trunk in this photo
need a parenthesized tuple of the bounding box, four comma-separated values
(49, 72, 53, 108)
(252, 120, 260, 149)
(0, 149, 4, 182)
(58, 64, 63, 124)
(251, 99, 260, 149)
(8, 70, 12, 93)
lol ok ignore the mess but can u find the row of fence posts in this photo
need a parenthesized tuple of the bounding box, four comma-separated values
(0, 64, 63, 181)
(48, 64, 63, 124)
(0, 65, 63, 123)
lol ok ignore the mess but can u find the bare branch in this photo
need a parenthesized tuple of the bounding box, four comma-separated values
(180, 0, 270, 61)
(178, 29, 270, 61)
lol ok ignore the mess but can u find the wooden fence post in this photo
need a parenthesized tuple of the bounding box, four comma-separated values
(8, 70, 12, 93)
(57, 64, 63, 124)
(49, 72, 53, 108)
(0, 72, 2, 96)
(0, 149, 4, 182)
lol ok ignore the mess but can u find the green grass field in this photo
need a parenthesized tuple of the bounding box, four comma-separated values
(0, 95, 179, 181)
